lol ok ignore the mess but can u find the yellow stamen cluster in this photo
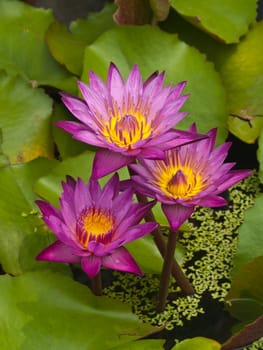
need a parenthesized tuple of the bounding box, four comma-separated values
(102, 99, 152, 149)
(154, 161, 204, 200)
(77, 208, 114, 248)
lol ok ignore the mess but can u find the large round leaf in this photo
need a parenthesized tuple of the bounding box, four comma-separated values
(0, 72, 53, 163)
(46, 3, 116, 75)
(232, 194, 263, 275)
(0, 270, 156, 350)
(171, 337, 221, 350)
(0, 0, 75, 91)
(215, 22, 263, 143)
(170, 0, 257, 44)
(82, 25, 228, 143)
(0, 158, 68, 275)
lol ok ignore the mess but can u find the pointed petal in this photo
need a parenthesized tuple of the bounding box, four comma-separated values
(36, 240, 80, 263)
(74, 178, 92, 215)
(60, 93, 96, 129)
(81, 255, 101, 278)
(36, 200, 61, 219)
(139, 147, 165, 159)
(162, 204, 194, 231)
(216, 170, 252, 193)
(92, 149, 134, 179)
(98, 173, 120, 205)
(107, 63, 124, 106)
(125, 65, 143, 106)
(119, 222, 159, 245)
(198, 195, 227, 207)
(102, 247, 142, 275)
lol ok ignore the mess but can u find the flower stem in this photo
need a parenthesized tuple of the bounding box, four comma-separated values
(128, 166, 194, 296)
(157, 229, 178, 313)
(91, 272, 102, 296)
(135, 192, 194, 296)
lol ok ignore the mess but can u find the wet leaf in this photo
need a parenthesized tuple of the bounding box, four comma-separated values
(170, 0, 257, 43)
(0, 0, 75, 91)
(171, 337, 221, 350)
(46, 4, 116, 75)
(0, 72, 53, 164)
(0, 270, 157, 350)
(0, 158, 68, 275)
(232, 195, 263, 274)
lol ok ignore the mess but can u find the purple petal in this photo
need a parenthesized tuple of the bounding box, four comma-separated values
(36, 240, 80, 263)
(89, 71, 108, 98)
(166, 81, 187, 101)
(97, 173, 120, 205)
(36, 200, 61, 219)
(107, 63, 124, 106)
(58, 123, 106, 148)
(88, 241, 107, 257)
(119, 222, 159, 245)
(197, 195, 227, 207)
(139, 147, 165, 159)
(60, 93, 96, 129)
(92, 149, 134, 179)
(162, 204, 194, 231)
(102, 247, 142, 275)
(216, 169, 252, 193)
(125, 65, 143, 106)
(73, 178, 92, 215)
(78, 81, 109, 121)
(81, 255, 101, 278)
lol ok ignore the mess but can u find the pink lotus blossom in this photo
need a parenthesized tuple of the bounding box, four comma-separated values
(57, 63, 204, 178)
(130, 125, 252, 231)
(36, 174, 158, 278)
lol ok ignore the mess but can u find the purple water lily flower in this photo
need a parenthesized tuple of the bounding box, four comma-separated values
(57, 63, 205, 178)
(36, 173, 158, 278)
(130, 125, 252, 231)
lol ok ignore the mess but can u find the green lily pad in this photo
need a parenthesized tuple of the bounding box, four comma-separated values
(46, 3, 116, 75)
(34, 151, 95, 206)
(0, 71, 53, 163)
(228, 256, 263, 303)
(82, 25, 228, 143)
(170, 0, 257, 43)
(0, 270, 157, 350)
(171, 337, 221, 350)
(0, 0, 75, 91)
(163, 15, 263, 144)
(225, 298, 263, 324)
(111, 339, 165, 349)
(216, 22, 263, 143)
(0, 157, 70, 275)
(232, 194, 263, 275)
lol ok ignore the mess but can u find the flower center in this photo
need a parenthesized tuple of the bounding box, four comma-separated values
(76, 207, 114, 248)
(156, 164, 204, 200)
(103, 112, 152, 149)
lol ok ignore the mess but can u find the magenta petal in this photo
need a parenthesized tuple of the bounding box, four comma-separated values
(36, 200, 61, 219)
(162, 204, 194, 231)
(198, 195, 227, 207)
(81, 255, 101, 278)
(139, 147, 165, 159)
(102, 247, 142, 275)
(92, 149, 134, 178)
(36, 240, 80, 263)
